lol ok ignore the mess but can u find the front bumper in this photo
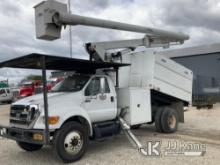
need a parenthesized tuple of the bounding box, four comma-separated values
(0, 125, 46, 145)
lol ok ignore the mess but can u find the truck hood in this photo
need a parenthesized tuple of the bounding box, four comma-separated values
(13, 92, 83, 107)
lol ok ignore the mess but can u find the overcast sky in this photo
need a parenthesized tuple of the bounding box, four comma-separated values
(0, 0, 220, 83)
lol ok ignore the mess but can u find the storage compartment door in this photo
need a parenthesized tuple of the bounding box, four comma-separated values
(130, 89, 151, 125)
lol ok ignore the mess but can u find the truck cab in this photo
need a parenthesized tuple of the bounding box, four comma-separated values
(5, 73, 120, 162)
(0, 87, 13, 104)
(19, 81, 41, 98)
(10, 74, 118, 132)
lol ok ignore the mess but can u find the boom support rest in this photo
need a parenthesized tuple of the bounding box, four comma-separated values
(86, 36, 184, 62)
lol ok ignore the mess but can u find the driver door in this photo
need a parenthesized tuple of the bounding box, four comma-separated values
(83, 77, 117, 122)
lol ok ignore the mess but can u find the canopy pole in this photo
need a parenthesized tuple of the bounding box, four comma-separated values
(115, 67, 119, 88)
(41, 56, 49, 144)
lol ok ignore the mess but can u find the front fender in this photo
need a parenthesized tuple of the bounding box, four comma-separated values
(60, 109, 93, 136)
(33, 107, 93, 136)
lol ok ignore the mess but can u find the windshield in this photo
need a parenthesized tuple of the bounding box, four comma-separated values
(0, 89, 6, 95)
(22, 84, 32, 88)
(21, 81, 33, 88)
(51, 75, 90, 92)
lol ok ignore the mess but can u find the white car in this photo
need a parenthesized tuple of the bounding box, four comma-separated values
(0, 88, 13, 104)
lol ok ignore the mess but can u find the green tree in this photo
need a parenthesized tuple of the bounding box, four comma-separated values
(26, 75, 42, 81)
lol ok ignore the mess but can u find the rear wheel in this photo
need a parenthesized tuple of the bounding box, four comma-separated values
(161, 107, 178, 133)
(53, 121, 89, 163)
(16, 141, 43, 151)
(207, 105, 213, 109)
(155, 107, 164, 132)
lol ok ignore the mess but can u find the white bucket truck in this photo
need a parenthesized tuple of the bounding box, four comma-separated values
(0, 0, 192, 163)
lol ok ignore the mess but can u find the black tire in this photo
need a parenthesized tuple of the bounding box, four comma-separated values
(53, 121, 89, 163)
(161, 107, 178, 133)
(131, 124, 141, 129)
(154, 107, 164, 132)
(207, 105, 213, 109)
(147, 121, 154, 125)
(16, 141, 43, 152)
(7, 100, 13, 104)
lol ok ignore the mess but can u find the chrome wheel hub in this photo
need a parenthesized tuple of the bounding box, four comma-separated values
(64, 131, 83, 155)
(168, 115, 176, 129)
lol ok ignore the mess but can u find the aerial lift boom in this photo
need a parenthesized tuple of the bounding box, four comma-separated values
(34, 0, 189, 62)
(85, 35, 183, 62)
(34, 0, 189, 42)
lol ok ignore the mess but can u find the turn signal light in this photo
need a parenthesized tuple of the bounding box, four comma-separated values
(48, 116, 60, 125)
(33, 133, 44, 141)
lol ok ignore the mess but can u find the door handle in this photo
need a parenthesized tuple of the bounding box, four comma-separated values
(110, 96, 114, 102)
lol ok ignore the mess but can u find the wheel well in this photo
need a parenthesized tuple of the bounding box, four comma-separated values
(151, 90, 185, 123)
(62, 116, 91, 136)
(151, 89, 188, 106)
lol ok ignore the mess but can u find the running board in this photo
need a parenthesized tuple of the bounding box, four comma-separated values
(118, 117, 148, 156)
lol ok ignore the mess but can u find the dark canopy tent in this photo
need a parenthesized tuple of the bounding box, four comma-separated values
(0, 53, 130, 144)
(0, 53, 129, 72)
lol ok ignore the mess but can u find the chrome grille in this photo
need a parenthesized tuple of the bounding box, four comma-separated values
(10, 105, 38, 127)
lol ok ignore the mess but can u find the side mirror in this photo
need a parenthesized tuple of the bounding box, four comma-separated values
(100, 78, 105, 95)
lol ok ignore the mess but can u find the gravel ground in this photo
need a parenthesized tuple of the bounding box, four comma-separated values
(0, 104, 220, 165)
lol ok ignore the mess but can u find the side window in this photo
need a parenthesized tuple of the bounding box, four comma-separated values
(85, 77, 110, 96)
(85, 77, 100, 96)
(0, 89, 6, 95)
(104, 79, 110, 93)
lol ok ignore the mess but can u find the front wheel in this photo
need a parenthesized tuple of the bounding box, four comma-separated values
(53, 121, 89, 163)
(16, 141, 43, 151)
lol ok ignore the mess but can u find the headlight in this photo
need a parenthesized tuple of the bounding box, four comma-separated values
(27, 104, 40, 123)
